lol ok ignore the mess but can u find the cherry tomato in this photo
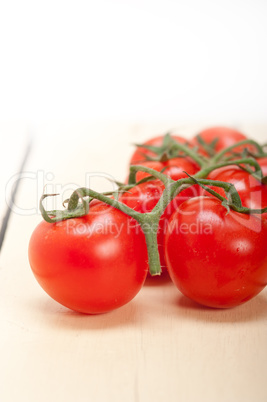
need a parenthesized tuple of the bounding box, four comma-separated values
(256, 157, 267, 177)
(206, 165, 267, 212)
(130, 134, 188, 164)
(191, 126, 253, 156)
(28, 202, 148, 314)
(165, 196, 267, 308)
(120, 180, 166, 271)
(120, 180, 164, 215)
(135, 157, 200, 182)
(120, 175, 200, 271)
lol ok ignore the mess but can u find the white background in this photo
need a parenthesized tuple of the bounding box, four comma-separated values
(0, 0, 267, 126)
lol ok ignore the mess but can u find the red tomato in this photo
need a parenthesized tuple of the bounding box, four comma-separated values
(119, 178, 200, 271)
(256, 157, 267, 177)
(130, 134, 188, 164)
(192, 126, 253, 156)
(165, 196, 267, 308)
(120, 180, 164, 215)
(135, 157, 200, 182)
(206, 165, 267, 212)
(28, 202, 148, 314)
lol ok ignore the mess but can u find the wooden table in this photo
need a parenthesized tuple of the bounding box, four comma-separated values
(1, 122, 267, 402)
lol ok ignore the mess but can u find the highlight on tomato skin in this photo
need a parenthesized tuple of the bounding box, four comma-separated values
(164, 196, 267, 309)
(28, 202, 148, 314)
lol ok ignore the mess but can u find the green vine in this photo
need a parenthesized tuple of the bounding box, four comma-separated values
(40, 136, 267, 276)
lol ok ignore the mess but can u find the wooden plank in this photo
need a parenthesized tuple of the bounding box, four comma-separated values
(0, 123, 31, 251)
(0, 141, 31, 252)
(1, 123, 267, 402)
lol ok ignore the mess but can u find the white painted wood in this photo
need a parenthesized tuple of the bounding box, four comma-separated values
(1, 123, 267, 402)
(0, 122, 31, 249)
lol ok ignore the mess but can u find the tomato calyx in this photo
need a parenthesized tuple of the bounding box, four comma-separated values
(194, 135, 219, 157)
(133, 133, 173, 160)
(133, 132, 205, 165)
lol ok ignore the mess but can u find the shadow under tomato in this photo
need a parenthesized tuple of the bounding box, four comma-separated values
(144, 270, 172, 287)
(25, 294, 151, 331)
(175, 291, 267, 323)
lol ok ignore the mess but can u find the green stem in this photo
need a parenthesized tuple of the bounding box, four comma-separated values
(212, 139, 265, 163)
(128, 164, 172, 187)
(41, 186, 166, 276)
(194, 157, 263, 180)
(231, 205, 267, 214)
(133, 134, 208, 167)
(137, 212, 162, 275)
(182, 177, 242, 207)
(40, 162, 267, 277)
(195, 135, 218, 157)
(67, 187, 143, 222)
(169, 141, 208, 168)
(40, 191, 89, 223)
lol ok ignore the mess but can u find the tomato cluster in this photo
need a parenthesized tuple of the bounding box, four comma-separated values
(28, 126, 267, 313)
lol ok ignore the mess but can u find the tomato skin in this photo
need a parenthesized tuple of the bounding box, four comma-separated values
(28, 202, 148, 314)
(257, 157, 267, 177)
(126, 143, 201, 269)
(119, 177, 200, 271)
(135, 157, 200, 182)
(130, 134, 188, 164)
(191, 126, 253, 156)
(120, 180, 164, 214)
(120, 180, 166, 270)
(165, 196, 267, 308)
(206, 165, 267, 212)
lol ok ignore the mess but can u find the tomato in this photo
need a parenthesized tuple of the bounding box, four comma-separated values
(130, 134, 188, 164)
(120, 180, 166, 271)
(257, 157, 267, 177)
(191, 126, 253, 156)
(120, 180, 164, 215)
(120, 176, 200, 271)
(165, 196, 267, 308)
(135, 157, 200, 182)
(206, 165, 267, 212)
(28, 201, 148, 314)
